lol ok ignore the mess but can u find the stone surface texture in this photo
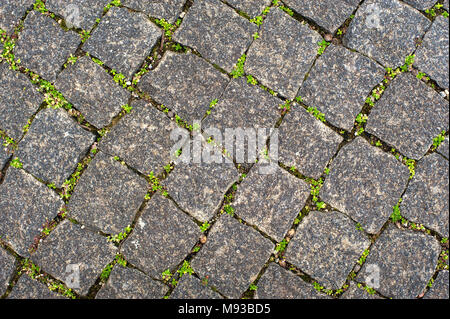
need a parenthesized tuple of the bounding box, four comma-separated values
(7, 275, 64, 299)
(0, 248, 15, 296)
(170, 275, 223, 299)
(0, 0, 35, 33)
(122, 0, 186, 23)
(424, 270, 449, 299)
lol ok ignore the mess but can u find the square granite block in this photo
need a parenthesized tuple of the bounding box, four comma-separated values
(414, 16, 449, 89)
(320, 137, 410, 234)
(46, 0, 110, 30)
(0, 248, 16, 296)
(139, 51, 229, 125)
(357, 225, 441, 299)
(245, 8, 321, 100)
(191, 214, 274, 298)
(343, 0, 430, 68)
(14, 11, 80, 82)
(96, 266, 168, 299)
(232, 163, 310, 242)
(83, 7, 161, 78)
(173, 0, 257, 73)
(55, 56, 130, 128)
(424, 270, 449, 299)
(298, 44, 385, 131)
(0, 0, 34, 34)
(277, 105, 343, 179)
(7, 275, 64, 299)
(170, 275, 223, 299)
(403, 0, 436, 10)
(285, 211, 371, 290)
(283, 0, 360, 33)
(0, 63, 43, 141)
(16, 108, 96, 186)
(0, 168, 64, 257)
(437, 138, 449, 159)
(99, 100, 179, 175)
(122, 0, 185, 23)
(340, 281, 383, 299)
(68, 151, 148, 235)
(366, 73, 449, 160)
(121, 193, 201, 278)
(32, 220, 117, 296)
(401, 153, 449, 237)
(255, 264, 330, 299)
(225, 0, 271, 17)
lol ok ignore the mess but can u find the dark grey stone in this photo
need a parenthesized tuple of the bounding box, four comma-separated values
(225, 0, 271, 17)
(403, 0, 436, 10)
(437, 137, 449, 159)
(277, 105, 343, 179)
(171, 275, 223, 299)
(444, 0, 449, 11)
(233, 163, 310, 242)
(191, 214, 274, 299)
(321, 137, 410, 234)
(139, 51, 229, 125)
(122, 0, 185, 23)
(0, 63, 43, 141)
(424, 270, 449, 299)
(83, 7, 160, 78)
(0, 248, 15, 296)
(298, 44, 385, 131)
(401, 153, 449, 237)
(0, 168, 63, 257)
(46, 0, 110, 30)
(96, 265, 168, 299)
(7, 275, 64, 299)
(414, 16, 449, 89)
(283, 0, 360, 33)
(32, 220, 117, 296)
(55, 56, 130, 128)
(366, 73, 449, 160)
(68, 151, 148, 235)
(14, 11, 80, 82)
(285, 211, 371, 290)
(343, 0, 430, 67)
(356, 225, 441, 299)
(340, 281, 383, 299)
(121, 193, 200, 278)
(0, 143, 11, 170)
(245, 8, 321, 100)
(99, 100, 179, 175)
(173, 0, 257, 73)
(0, 0, 34, 34)
(255, 264, 330, 299)
(16, 108, 96, 187)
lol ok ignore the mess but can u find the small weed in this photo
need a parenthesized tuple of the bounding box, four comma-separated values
(231, 54, 246, 78)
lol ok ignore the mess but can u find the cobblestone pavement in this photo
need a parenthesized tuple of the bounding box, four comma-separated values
(0, 0, 449, 300)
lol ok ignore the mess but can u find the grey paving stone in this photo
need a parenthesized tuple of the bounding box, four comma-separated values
(32, 220, 117, 295)
(444, 0, 449, 10)
(437, 137, 449, 158)
(366, 73, 449, 160)
(171, 275, 223, 299)
(340, 281, 383, 299)
(233, 163, 310, 242)
(16, 108, 96, 187)
(277, 105, 343, 179)
(285, 211, 370, 290)
(83, 7, 160, 78)
(403, 0, 436, 10)
(0, 168, 63, 257)
(122, 0, 185, 23)
(245, 8, 321, 100)
(121, 193, 201, 278)
(173, 0, 257, 73)
(191, 214, 274, 299)
(283, 0, 360, 33)
(401, 153, 449, 237)
(357, 225, 441, 299)
(14, 11, 80, 82)
(46, 0, 110, 30)
(99, 100, 178, 175)
(255, 264, 330, 299)
(0, 248, 16, 296)
(414, 16, 449, 89)
(0, 63, 43, 141)
(96, 265, 168, 299)
(7, 275, 64, 299)
(225, 0, 271, 17)
(298, 44, 385, 131)
(424, 270, 449, 299)
(0, 144, 11, 170)
(68, 151, 148, 235)
(139, 51, 229, 125)
(321, 137, 410, 234)
(55, 56, 130, 128)
(0, 0, 34, 34)
(343, 0, 430, 67)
